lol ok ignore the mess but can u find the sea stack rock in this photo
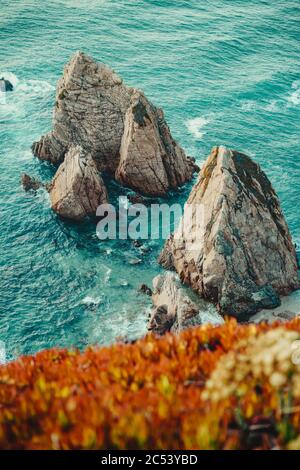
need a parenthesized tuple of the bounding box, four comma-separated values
(32, 51, 132, 169)
(115, 91, 196, 196)
(32, 51, 196, 195)
(148, 272, 224, 334)
(159, 146, 299, 320)
(49, 145, 108, 221)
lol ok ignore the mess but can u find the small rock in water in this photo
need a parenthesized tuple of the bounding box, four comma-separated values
(139, 284, 152, 296)
(128, 193, 146, 205)
(0, 77, 13, 92)
(140, 244, 151, 254)
(21, 173, 43, 191)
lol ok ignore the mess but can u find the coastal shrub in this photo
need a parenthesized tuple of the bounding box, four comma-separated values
(1, 319, 300, 449)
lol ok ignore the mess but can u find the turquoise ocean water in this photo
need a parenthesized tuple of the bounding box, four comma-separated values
(0, 0, 299, 359)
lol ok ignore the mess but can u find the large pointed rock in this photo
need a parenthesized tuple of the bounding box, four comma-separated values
(115, 91, 196, 196)
(32, 51, 132, 171)
(49, 145, 108, 221)
(159, 146, 299, 320)
(32, 51, 196, 195)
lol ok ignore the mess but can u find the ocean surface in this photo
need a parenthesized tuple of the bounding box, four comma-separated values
(0, 0, 299, 359)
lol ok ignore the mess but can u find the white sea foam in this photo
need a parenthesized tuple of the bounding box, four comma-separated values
(0, 74, 54, 120)
(0, 72, 54, 98)
(82, 296, 102, 306)
(19, 150, 33, 161)
(241, 99, 281, 113)
(0, 341, 6, 365)
(287, 82, 300, 106)
(104, 268, 112, 284)
(186, 116, 211, 140)
(17, 80, 55, 96)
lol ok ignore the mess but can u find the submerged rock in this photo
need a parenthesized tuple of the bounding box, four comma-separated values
(115, 91, 196, 196)
(159, 146, 299, 320)
(32, 51, 196, 195)
(148, 272, 224, 335)
(49, 145, 108, 221)
(0, 77, 13, 92)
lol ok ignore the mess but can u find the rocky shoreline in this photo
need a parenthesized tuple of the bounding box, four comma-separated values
(23, 51, 299, 330)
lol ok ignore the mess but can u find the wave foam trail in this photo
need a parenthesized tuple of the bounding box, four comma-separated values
(0, 72, 19, 88)
(287, 82, 300, 106)
(82, 296, 102, 306)
(186, 116, 211, 140)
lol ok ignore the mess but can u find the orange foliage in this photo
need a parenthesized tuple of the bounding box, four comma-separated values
(1, 318, 300, 449)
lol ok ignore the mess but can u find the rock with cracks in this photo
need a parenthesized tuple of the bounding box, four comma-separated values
(115, 91, 196, 196)
(159, 146, 299, 320)
(32, 51, 196, 195)
(49, 145, 108, 221)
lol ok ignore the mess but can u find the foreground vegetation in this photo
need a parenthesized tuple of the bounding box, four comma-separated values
(1, 318, 300, 449)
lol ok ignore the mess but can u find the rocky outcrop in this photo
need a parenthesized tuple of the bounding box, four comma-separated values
(21, 174, 43, 191)
(159, 146, 299, 320)
(32, 51, 132, 170)
(32, 51, 196, 195)
(115, 91, 196, 196)
(49, 145, 108, 221)
(148, 272, 224, 334)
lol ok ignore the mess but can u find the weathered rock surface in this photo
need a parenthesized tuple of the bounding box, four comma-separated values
(148, 272, 224, 335)
(159, 146, 299, 320)
(49, 145, 108, 221)
(115, 91, 196, 196)
(32, 51, 132, 170)
(32, 51, 196, 195)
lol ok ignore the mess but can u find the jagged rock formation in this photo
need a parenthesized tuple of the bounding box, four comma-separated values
(49, 145, 108, 221)
(115, 91, 196, 196)
(32, 51, 132, 170)
(148, 272, 224, 334)
(159, 146, 299, 320)
(32, 51, 196, 196)
(21, 174, 43, 191)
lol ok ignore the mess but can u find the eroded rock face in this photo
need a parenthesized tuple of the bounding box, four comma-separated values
(32, 51, 132, 170)
(115, 91, 196, 196)
(148, 272, 224, 334)
(159, 146, 299, 320)
(49, 145, 108, 221)
(32, 52, 196, 195)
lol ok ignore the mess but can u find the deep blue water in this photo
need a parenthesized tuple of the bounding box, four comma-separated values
(0, 0, 299, 358)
